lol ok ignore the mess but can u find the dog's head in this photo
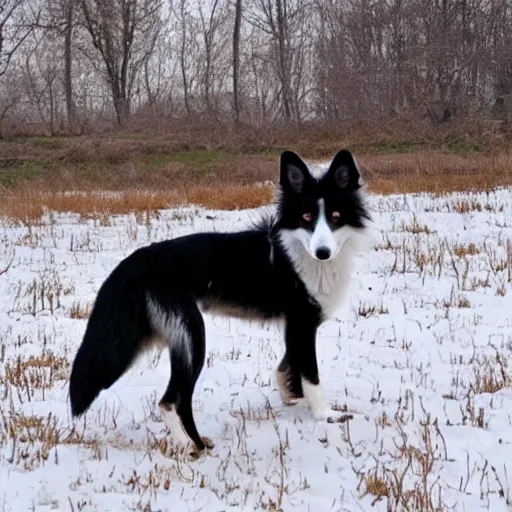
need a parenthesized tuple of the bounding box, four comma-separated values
(278, 149, 369, 261)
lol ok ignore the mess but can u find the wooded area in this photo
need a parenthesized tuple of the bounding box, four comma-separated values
(0, 0, 511, 137)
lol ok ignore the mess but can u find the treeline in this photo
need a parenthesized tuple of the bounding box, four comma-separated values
(0, 0, 511, 136)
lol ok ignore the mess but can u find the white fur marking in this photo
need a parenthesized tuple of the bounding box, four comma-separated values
(159, 404, 191, 447)
(279, 225, 365, 318)
(301, 377, 330, 420)
(146, 296, 192, 366)
(310, 199, 337, 258)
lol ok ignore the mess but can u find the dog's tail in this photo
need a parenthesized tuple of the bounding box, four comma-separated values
(69, 258, 153, 417)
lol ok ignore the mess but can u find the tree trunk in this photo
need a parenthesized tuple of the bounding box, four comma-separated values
(233, 0, 242, 121)
(111, 82, 129, 126)
(64, 0, 76, 129)
(276, 0, 292, 122)
(179, 0, 190, 115)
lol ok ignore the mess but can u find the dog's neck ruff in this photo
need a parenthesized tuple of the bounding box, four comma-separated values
(278, 228, 359, 319)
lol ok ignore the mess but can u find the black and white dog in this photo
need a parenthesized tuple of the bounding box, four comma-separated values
(69, 149, 372, 453)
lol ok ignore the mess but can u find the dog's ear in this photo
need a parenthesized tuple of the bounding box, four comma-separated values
(280, 151, 311, 193)
(324, 149, 360, 190)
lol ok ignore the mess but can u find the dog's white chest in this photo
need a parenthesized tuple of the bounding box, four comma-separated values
(301, 255, 352, 318)
(281, 238, 354, 318)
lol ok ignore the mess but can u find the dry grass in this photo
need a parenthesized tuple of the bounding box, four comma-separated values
(438, 294, 471, 309)
(358, 302, 389, 318)
(69, 301, 92, 319)
(2, 116, 497, 165)
(0, 128, 512, 220)
(453, 242, 480, 258)
(0, 189, 183, 222)
(360, 151, 512, 195)
(0, 411, 61, 469)
(361, 471, 389, 502)
(357, 414, 448, 512)
(398, 214, 434, 234)
(471, 353, 512, 395)
(0, 351, 70, 400)
(0, 152, 511, 221)
(0, 185, 275, 221)
(0, 405, 90, 471)
(187, 184, 274, 210)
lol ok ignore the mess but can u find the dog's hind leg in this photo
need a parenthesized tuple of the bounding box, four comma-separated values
(150, 295, 212, 454)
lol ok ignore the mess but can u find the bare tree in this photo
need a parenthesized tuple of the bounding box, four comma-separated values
(198, 0, 220, 112)
(0, 67, 23, 136)
(1, 0, 512, 132)
(142, 29, 168, 110)
(40, 0, 77, 128)
(197, 0, 230, 114)
(173, 0, 192, 114)
(0, 0, 38, 77)
(64, 0, 75, 126)
(28, 53, 60, 133)
(79, 0, 163, 125)
(246, 0, 312, 123)
(246, 0, 292, 121)
(233, 0, 242, 120)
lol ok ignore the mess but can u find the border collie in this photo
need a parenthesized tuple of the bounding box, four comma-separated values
(69, 149, 372, 453)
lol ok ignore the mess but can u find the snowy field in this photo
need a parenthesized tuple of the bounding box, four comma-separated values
(1, 188, 512, 511)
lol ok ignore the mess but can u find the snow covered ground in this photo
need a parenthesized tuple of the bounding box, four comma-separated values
(1, 188, 512, 511)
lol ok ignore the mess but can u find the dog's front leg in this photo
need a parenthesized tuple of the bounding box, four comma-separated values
(279, 314, 335, 421)
(276, 351, 304, 405)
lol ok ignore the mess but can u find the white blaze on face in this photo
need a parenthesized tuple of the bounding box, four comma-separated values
(309, 199, 337, 260)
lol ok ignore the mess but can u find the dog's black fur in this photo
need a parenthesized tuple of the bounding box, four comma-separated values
(69, 149, 370, 451)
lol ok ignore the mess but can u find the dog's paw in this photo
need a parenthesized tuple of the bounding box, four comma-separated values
(159, 436, 191, 457)
(189, 437, 214, 460)
(200, 436, 215, 450)
(312, 407, 353, 424)
(311, 407, 336, 422)
(160, 436, 214, 460)
(281, 395, 300, 406)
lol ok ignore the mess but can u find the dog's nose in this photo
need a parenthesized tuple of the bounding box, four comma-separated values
(315, 247, 331, 260)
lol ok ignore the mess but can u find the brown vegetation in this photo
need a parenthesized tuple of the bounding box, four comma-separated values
(0, 119, 511, 220)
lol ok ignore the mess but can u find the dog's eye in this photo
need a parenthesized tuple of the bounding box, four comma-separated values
(302, 212, 312, 222)
(332, 211, 341, 221)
